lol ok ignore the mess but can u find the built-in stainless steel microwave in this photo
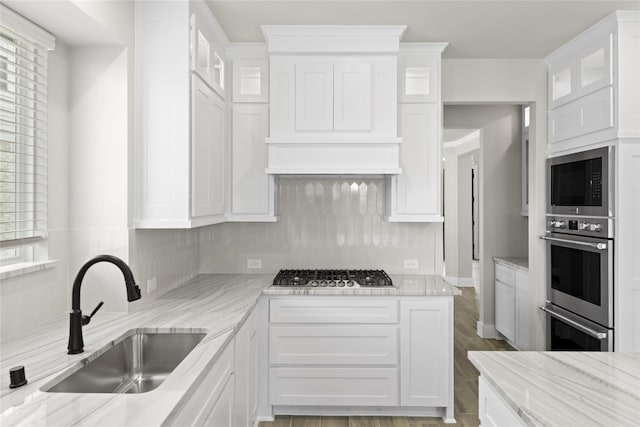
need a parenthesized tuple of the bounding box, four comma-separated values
(547, 146, 614, 217)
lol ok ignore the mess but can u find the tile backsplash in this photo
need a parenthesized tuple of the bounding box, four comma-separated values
(200, 177, 443, 275)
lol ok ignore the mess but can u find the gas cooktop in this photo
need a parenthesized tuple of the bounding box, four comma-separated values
(272, 269, 394, 288)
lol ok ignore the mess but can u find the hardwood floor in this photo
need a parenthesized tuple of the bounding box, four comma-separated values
(258, 287, 514, 427)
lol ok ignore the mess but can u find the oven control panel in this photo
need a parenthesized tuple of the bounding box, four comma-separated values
(546, 215, 612, 238)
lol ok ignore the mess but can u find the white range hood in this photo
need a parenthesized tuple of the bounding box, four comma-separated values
(262, 25, 406, 175)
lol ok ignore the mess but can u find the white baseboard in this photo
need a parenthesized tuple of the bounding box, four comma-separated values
(476, 321, 503, 339)
(444, 275, 475, 287)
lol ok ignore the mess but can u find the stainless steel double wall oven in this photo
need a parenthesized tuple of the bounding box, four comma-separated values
(541, 146, 614, 351)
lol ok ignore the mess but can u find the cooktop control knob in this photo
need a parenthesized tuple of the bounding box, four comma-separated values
(579, 222, 590, 230)
(552, 221, 566, 228)
(589, 223, 602, 232)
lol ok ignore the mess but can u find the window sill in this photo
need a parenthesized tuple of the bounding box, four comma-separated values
(0, 260, 59, 281)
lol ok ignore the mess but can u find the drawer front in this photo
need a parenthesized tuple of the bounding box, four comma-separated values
(270, 367, 398, 406)
(270, 299, 398, 324)
(270, 325, 398, 365)
(495, 263, 514, 286)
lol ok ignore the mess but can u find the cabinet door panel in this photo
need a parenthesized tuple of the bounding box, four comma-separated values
(295, 63, 333, 130)
(515, 271, 529, 351)
(204, 374, 235, 426)
(192, 75, 225, 218)
(231, 104, 271, 215)
(495, 280, 515, 342)
(334, 63, 372, 130)
(400, 299, 452, 406)
(394, 104, 440, 215)
(270, 298, 398, 324)
(270, 367, 398, 406)
(270, 325, 398, 365)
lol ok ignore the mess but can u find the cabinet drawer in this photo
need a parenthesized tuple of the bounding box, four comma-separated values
(270, 299, 398, 324)
(270, 325, 398, 365)
(495, 264, 514, 286)
(270, 367, 398, 406)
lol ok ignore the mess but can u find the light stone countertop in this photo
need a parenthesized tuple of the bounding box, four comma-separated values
(468, 351, 640, 427)
(493, 256, 529, 272)
(0, 273, 458, 426)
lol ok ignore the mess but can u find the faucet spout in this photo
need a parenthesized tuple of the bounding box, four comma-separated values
(68, 254, 141, 354)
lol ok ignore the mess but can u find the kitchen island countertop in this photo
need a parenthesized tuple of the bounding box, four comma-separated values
(0, 273, 458, 426)
(468, 351, 640, 427)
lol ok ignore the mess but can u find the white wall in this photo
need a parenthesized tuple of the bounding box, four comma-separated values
(443, 133, 479, 287)
(1, 43, 70, 339)
(67, 46, 131, 314)
(444, 105, 528, 339)
(442, 58, 548, 350)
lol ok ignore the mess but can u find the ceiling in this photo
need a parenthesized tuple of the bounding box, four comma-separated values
(206, 0, 639, 58)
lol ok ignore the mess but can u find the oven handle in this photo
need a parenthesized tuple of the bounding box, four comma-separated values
(539, 306, 608, 340)
(539, 235, 607, 250)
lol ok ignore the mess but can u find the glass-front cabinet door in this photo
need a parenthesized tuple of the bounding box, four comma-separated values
(548, 31, 613, 109)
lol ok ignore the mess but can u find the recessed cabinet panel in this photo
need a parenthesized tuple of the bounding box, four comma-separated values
(386, 104, 441, 221)
(400, 299, 451, 406)
(270, 367, 398, 406)
(549, 86, 613, 144)
(270, 325, 398, 365)
(295, 63, 333, 130)
(495, 280, 515, 342)
(333, 63, 372, 130)
(233, 59, 269, 103)
(231, 104, 273, 216)
(192, 75, 225, 218)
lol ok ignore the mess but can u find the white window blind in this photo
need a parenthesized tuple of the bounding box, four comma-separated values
(0, 5, 54, 262)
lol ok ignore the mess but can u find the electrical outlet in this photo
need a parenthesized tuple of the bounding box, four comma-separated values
(147, 277, 157, 293)
(247, 259, 262, 269)
(404, 259, 419, 270)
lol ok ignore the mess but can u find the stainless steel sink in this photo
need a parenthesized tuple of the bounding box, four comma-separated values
(43, 330, 206, 394)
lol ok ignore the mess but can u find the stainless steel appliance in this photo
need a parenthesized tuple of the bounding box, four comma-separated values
(542, 216, 613, 327)
(547, 146, 613, 217)
(272, 269, 393, 288)
(540, 303, 613, 351)
(543, 146, 616, 351)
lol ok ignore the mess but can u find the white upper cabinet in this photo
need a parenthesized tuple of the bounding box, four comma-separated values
(228, 46, 278, 222)
(135, 0, 228, 228)
(262, 26, 406, 175)
(386, 43, 447, 222)
(192, 75, 225, 218)
(546, 11, 640, 155)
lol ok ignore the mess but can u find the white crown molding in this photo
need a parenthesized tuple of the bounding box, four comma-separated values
(261, 25, 407, 53)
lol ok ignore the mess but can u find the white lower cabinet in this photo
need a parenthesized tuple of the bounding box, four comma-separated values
(172, 301, 267, 427)
(494, 261, 529, 350)
(205, 373, 236, 426)
(479, 376, 526, 427)
(268, 296, 454, 421)
(400, 299, 452, 407)
(172, 343, 234, 426)
(235, 306, 261, 427)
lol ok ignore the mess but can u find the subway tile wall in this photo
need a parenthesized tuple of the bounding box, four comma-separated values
(200, 178, 443, 274)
